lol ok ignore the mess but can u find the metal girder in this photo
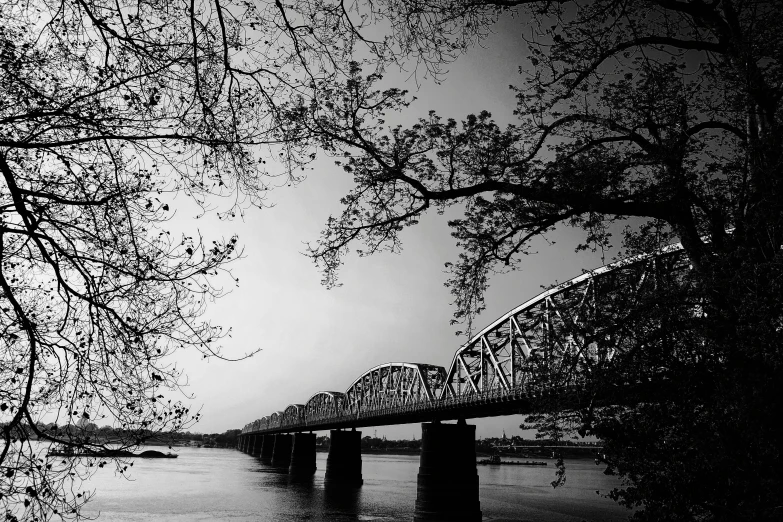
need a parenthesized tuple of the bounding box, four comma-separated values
(282, 404, 305, 427)
(269, 411, 283, 429)
(305, 391, 346, 423)
(441, 242, 692, 399)
(344, 363, 447, 417)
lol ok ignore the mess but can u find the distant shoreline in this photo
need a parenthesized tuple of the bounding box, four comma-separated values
(311, 447, 598, 460)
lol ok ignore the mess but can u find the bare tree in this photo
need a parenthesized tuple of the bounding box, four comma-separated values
(0, 0, 425, 518)
(303, 1, 783, 520)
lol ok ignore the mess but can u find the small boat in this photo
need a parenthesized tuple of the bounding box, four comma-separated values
(46, 445, 76, 457)
(138, 450, 178, 459)
(477, 455, 547, 466)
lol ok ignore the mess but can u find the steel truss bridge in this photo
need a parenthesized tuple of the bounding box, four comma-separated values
(242, 243, 692, 436)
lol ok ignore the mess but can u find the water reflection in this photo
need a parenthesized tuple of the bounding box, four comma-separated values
(80, 448, 629, 522)
(288, 475, 318, 513)
(288, 472, 315, 487)
(323, 482, 362, 517)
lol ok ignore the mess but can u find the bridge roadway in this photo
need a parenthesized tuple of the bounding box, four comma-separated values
(244, 386, 537, 436)
(236, 242, 691, 521)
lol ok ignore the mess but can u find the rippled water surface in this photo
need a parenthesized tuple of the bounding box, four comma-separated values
(81, 448, 631, 521)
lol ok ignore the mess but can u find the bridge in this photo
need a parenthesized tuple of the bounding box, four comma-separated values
(237, 242, 691, 521)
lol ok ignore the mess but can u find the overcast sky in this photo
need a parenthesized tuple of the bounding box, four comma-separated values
(171, 15, 615, 439)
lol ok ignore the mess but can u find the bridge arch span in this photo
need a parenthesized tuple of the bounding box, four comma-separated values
(344, 362, 447, 416)
(269, 411, 284, 429)
(442, 242, 690, 399)
(259, 416, 270, 431)
(282, 404, 305, 427)
(304, 392, 346, 424)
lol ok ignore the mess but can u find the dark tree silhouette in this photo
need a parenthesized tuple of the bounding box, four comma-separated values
(303, 1, 783, 520)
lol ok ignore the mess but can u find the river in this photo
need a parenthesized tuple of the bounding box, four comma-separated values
(80, 447, 631, 521)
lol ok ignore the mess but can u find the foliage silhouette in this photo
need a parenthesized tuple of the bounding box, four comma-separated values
(0, 0, 433, 518)
(304, 1, 783, 520)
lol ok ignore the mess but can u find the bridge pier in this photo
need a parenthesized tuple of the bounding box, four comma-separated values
(242, 435, 250, 453)
(289, 432, 317, 475)
(260, 434, 275, 461)
(271, 434, 294, 467)
(414, 421, 481, 522)
(325, 429, 363, 485)
(251, 434, 262, 457)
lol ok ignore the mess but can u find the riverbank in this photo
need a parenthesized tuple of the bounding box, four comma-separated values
(315, 447, 419, 455)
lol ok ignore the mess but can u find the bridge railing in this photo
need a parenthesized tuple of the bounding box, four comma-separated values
(246, 383, 561, 434)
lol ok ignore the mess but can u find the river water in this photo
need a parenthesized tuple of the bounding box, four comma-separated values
(80, 448, 631, 521)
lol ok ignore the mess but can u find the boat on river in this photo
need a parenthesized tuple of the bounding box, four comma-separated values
(477, 454, 547, 466)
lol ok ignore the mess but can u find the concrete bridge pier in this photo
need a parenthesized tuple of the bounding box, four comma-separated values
(414, 420, 481, 522)
(251, 434, 262, 457)
(271, 434, 294, 467)
(242, 435, 250, 453)
(289, 432, 317, 475)
(260, 434, 275, 461)
(325, 429, 363, 485)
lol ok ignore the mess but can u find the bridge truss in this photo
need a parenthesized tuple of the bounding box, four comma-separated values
(241, 243, 694, 436)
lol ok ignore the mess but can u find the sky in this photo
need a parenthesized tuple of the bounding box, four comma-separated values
(170, 15, 615, 439)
